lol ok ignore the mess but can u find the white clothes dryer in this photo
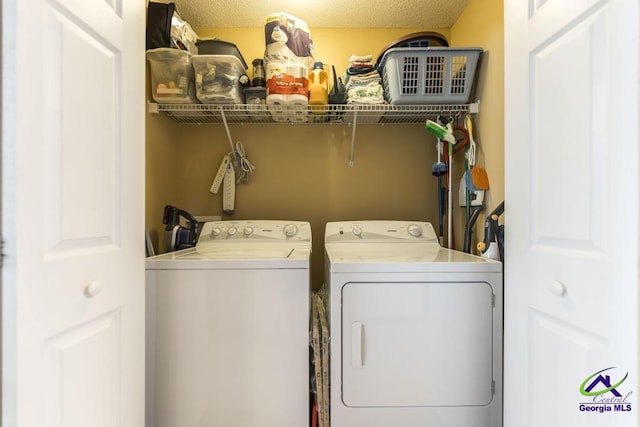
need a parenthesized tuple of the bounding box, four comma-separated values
(324, 221, 503, 427)
(146, 220, 312, 427)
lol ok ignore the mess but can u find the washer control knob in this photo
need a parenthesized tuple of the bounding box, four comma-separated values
(284, 224, 298, 238)
(243, 226, 254, 237)
(352, 226, 363, 237)
(227, 227, 237, 236)
(210, 227, 222, 237)
(407, 224, 423, 237)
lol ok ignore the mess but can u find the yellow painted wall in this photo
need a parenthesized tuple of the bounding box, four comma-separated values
(145, 110, 181, 251)
(451, 0, 505, 250)
(145, 7, 505, 287)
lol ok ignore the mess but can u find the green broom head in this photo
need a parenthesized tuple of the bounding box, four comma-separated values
(425, 119, 455, 144)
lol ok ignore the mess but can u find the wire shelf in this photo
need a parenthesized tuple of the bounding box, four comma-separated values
(149, 102, 479, 125)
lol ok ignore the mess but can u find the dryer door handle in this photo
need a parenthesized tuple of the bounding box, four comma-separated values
(351, 321, 364, 369)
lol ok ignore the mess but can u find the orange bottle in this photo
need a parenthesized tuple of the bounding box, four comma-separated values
(308, 62, 328, 114)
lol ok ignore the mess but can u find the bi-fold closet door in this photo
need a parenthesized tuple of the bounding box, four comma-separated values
(341, 281, 494, 408)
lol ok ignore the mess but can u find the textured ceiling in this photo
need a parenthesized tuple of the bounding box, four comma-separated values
(171, 0, 470, 29)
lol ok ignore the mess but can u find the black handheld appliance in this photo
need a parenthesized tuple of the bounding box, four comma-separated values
(163, 205, 199, 251)
(463, 205, 484, 254)
(478, 201, 504, 261)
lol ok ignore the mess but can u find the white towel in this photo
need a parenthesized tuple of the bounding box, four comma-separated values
(347, 82, 385, 104)
(348, 53, 373, 64)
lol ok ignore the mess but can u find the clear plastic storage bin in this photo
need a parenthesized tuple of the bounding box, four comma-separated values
(191, 55, 246, 104)
(378, 47, 483, 105)
(146, 48, 197, 103)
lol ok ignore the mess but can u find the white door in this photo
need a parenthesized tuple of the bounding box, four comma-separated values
(504, 0, 638, 426)
(2, 0, 145, 425)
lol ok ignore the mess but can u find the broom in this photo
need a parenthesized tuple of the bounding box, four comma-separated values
(426, 119, 456, 247)
(432, 139, 447, 245)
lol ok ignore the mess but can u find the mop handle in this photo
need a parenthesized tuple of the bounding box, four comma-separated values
(448, 141, 454, 249)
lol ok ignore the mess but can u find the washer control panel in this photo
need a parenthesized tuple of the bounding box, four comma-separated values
(198, 220, 312, 243)
(325, 221, 439, 244)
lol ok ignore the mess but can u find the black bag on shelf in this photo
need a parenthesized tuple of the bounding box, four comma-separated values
(146, 2, 174, 50)
(146, 2, 198, 54)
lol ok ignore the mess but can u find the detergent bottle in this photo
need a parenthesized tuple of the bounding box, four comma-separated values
(308, 61, 329, 114)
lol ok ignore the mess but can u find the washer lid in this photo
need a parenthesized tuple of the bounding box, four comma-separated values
(325, 243, 502, 273)
(147, 220, 312, 270)
(146, 245, 311, 270)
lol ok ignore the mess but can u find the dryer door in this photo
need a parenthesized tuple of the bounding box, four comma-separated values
(342, 281, 494, 407)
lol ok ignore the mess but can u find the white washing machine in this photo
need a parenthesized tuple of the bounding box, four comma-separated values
(324, 221, 503, 427)
(146, 220, 312, 427)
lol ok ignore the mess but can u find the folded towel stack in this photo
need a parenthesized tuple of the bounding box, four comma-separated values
(344, 54, 386, 105)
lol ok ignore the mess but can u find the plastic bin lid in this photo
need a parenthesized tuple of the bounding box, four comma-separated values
(196, 38, 248, 69)
(146, 47, 192, 60)
(191, 54, 247, 74)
